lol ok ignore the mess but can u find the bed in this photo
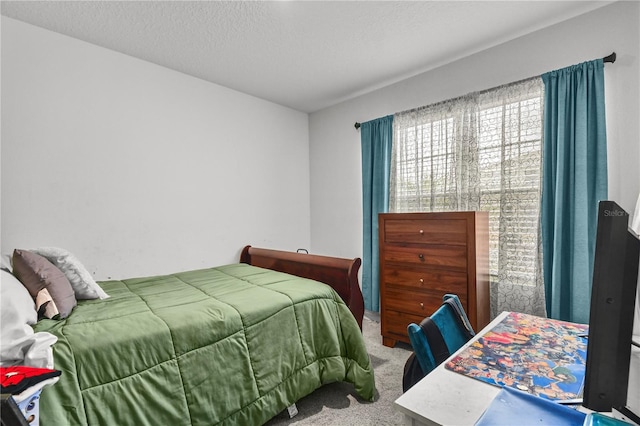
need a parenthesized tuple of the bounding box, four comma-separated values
(7, 246, 375, 425)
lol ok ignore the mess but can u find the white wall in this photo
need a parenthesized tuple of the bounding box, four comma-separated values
(309, 1, 640, 260)
(1, 17, 311, 280)
(3, 2, 638, 278)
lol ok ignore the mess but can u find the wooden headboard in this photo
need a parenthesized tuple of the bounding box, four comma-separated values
(240, 245, 365, 329)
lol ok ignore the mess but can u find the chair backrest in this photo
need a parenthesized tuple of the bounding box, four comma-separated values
(407, 294, 475, 375)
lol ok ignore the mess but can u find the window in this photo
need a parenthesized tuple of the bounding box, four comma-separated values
(390, 78, 546, 317)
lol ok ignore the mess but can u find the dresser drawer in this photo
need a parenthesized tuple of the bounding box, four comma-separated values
(383, 287, 452, 317)
(383, 245, 467, 270)
(382, 309, 425, 342)
(382, 219, 467, 245)
(383, 267, 467, 294)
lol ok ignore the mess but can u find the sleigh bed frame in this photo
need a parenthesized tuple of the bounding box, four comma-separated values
(240, 245, 365, 329)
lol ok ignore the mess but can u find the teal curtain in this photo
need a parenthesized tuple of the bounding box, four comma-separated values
(541, 59, 608, 323)
(361, 115, 393, 312)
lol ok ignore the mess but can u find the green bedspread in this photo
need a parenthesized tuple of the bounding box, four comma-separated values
(33, 263, 375, 425)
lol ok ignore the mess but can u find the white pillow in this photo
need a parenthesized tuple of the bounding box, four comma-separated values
(30, 247, 109, 300)
(1, 270, 59, 369)
(0, 253, 12, 272)
(0, 270, 37, 363)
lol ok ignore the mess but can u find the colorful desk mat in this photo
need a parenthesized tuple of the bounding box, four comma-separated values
(445, 312, 588, 401)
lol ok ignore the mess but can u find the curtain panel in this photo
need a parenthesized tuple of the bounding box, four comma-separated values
(360, 115, 394, 312)
(390, 78, 546, 318)
(541, 59, 608, 324)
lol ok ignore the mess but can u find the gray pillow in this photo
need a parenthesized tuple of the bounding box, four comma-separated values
(12, 249, 77, 319)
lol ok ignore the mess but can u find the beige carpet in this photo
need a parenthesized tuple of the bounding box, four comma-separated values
(265, 313, 413, 425)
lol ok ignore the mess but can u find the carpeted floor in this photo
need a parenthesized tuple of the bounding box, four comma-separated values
(265, 312, 413, 425)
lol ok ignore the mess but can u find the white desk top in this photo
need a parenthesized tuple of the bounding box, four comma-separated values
(394, 312, 508, 426)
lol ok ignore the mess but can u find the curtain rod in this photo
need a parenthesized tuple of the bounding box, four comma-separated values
(354, 51, 616, 130)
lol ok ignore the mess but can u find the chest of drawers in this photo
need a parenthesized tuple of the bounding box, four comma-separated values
(378, 212, 490, 347)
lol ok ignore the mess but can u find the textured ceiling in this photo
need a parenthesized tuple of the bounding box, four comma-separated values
(1, 1, 612, 113)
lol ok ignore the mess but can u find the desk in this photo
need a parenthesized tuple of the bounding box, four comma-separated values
(394, 312, 508, 426)
(396, 311, 640, 426)
(395, 312, 640, 426)
(395, 311, 601, 425)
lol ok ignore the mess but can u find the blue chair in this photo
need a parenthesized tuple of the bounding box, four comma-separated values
(407, 294, 475, 375)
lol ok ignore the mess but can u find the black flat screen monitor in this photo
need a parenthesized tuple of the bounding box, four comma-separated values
(583, 200, 640, 422)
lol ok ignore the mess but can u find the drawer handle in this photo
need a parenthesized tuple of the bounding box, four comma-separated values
(418, 253, 424, 260)
(420, 302, 424, 309)
(419, 229, 424, 235)
(419, 278, 424, 285)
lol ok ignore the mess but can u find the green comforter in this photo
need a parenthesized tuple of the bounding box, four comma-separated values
(33, 263, 375, 425)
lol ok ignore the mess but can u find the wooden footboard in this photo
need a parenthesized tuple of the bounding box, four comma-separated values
(240, 245, 365, 329)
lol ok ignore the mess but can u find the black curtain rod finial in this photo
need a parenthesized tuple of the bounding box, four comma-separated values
(354, 122, 361, 129)
(603, 52, 616, 63)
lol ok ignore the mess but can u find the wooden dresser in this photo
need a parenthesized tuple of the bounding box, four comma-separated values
(378, 211, 490, 347)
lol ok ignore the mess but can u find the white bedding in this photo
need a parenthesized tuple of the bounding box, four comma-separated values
(1, 269, 57, 368)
